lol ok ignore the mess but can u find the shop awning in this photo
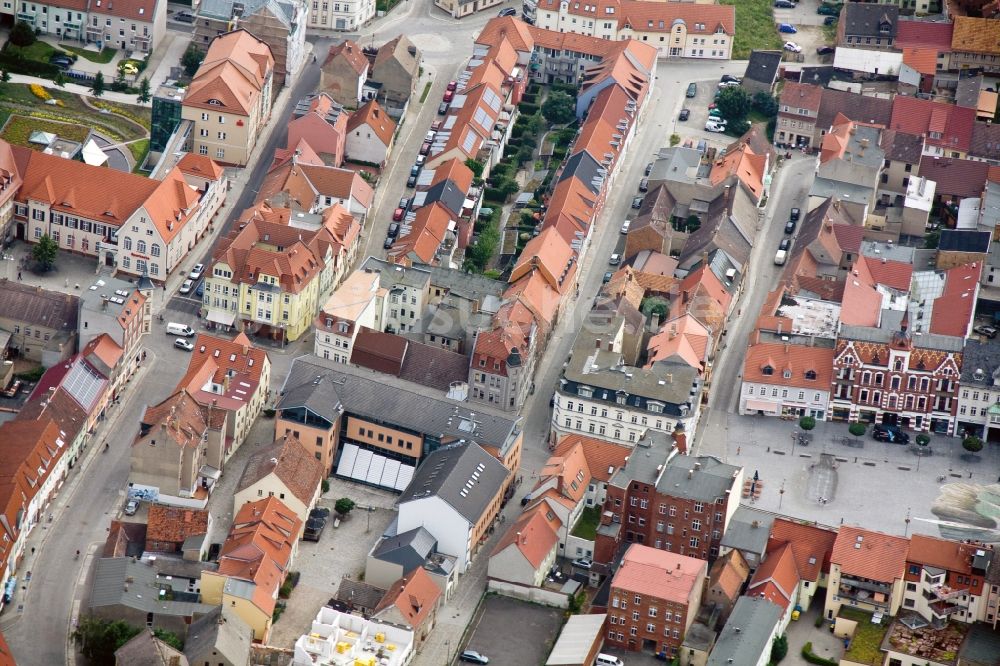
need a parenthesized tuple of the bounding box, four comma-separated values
(745, 399, 780, 414)
(206, 310, 236, 327)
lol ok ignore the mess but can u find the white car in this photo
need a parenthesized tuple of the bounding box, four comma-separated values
(705, 120, 727, 133)
(784, 41, 802, 53)
(717, 80, 740, 88)
(174, 338, 195, 351)
(179, 279, 194, 294)
(189, 263, 205, 280)
(124, 500, 139, 516)
(620, 220, 630, 234)
(608, 253, 621, 266)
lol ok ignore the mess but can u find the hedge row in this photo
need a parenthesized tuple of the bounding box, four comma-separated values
(801, 643, 837, 666)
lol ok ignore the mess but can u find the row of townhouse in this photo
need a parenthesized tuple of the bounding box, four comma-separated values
(0, 138, 228, 280)
(319, 35, 420, 113)
(5, 0, 166, 52)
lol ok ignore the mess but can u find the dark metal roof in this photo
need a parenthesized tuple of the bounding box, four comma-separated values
(397, 442, 509, 524)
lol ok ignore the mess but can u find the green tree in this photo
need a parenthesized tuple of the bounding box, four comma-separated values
(152, 629, 183, 651)
(91, 71, 105, 98)
(182, 44, 204, 77)
(799, 415, 817, 431)
(915, 433, 931, 448)
(923, 229, 940, 249)
(848, 422, 867, 442)
(685, 214, 701, 232)
(771, 634, 789, 664)
(31, 234, 58, 272)
(335, 497, 356, 516)
(717, 86, 752, 124)
(669, 133, 681, 147)
(54, 71, 67, 87)
(752, 91, 779, 117)
(10, 20, 37, 48)
(640, 297, 669, 320)
(137, 76, 151, 102)
(72, 616, 141, 663)
(542, 90, 576, 125)
(0, 69, 10, 85)
(464, 158, 484, 179)
(963, 435, 984, 453)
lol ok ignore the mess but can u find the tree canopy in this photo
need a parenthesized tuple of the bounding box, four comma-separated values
(717, 86, 752, 123)
(31, 234, 58, 272)
(542, 90, 576, 125)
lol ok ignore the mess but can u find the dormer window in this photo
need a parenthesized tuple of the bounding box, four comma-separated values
(762, 365, 774, 376)
(805, 370, 817, 380)
(783, 369, 792, 379)
(207, 99, 223, 106)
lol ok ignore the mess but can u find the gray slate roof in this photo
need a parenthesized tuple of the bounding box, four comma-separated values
(959, 339, 1000, 386)
(280, 356, 522, 454)
(198, 0, 295, 24)
(608, 434, 740, 503)
(370, 526, 438, 573)
(184, 607, 252, 666)
(842, 2, 899, 38)
(115, 630, 189, 666)
(707, 597, 782, 666)
(719, 505, 775, 557)
(336, 577, 387, 611)
(397, 442, 509, 524)
(89, 558, 216, 618)
(743, 50, 782, 86)
(360, 256, 432, 290)
(0, 281, 79, 331)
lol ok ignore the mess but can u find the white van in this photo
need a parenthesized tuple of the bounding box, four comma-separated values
(166, 322, 195, 337)
(595, 655, 624, 666)
(774, 249, 787, 266)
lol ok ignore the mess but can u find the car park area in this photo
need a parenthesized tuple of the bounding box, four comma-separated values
(458, 595, 564, 666)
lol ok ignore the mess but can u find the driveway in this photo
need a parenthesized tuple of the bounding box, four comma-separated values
(457, 595, 565, 666)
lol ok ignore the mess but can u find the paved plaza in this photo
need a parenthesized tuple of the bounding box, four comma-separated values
(715, 413, 1000, 538)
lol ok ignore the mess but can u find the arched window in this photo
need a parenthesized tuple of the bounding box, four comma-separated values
(137, 240, 147, 253)
(151, 244, 161, 257)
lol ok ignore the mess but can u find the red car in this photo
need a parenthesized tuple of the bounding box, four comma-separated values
(443, 90, 454, 103)
(431, 120, 442, 131)
(420, 141, 431, 155)
(392, 207, 405, 221)
(447, 80, 457, 91)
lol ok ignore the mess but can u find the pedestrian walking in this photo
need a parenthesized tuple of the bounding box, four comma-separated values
(737, 446, 741, 455)
(17, 271, 21, 281)
(30, 547, 35, 555)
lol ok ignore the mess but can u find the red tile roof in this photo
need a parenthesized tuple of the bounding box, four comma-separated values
(373, 566, 442, 630)
(743, 342, 834, 390)
(553, 435, 630, 483)
(906, 534, 979, 575)
(346, 99, 397, 149)
(175, 331, 268, 413)
(146, 505, 210, 547)
(951, 17, 1000, 55)
(612, 544, 706, 603)
(748, 542, 799, 610)
(185, 30, 273, 116)
(890, 97, 976, 154)
(490, 504, 560, 569)
(918, 155, 991, 200)
(895, 19, 954, 50)
(236, 435, 323, 509)
(620, 1, 735, 35)
(323, 40, 369, 75)
(768, 518, 838, 582)
(708, 549, 750, 601)
(646, 314, 711, 371)
(831, 525, 909, 583)
(841, 256, 887, 327)
(474, 17, 535, 55)
(510, 227, 575, 293)
(929, 261, 981, 337)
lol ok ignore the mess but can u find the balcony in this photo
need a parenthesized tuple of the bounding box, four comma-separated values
(842, 576, 892, 595)
(929, 583, 968, 603)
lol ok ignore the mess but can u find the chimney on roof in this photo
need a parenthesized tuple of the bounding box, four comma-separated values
(676, 562, 681, 570)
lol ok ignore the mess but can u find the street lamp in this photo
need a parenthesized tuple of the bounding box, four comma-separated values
(778, 479, 786, 510)
(791, 429, 798, 457)
(904, 507, 911, 537)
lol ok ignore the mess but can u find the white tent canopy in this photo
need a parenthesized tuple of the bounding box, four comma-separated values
(81, 139, 108, 166)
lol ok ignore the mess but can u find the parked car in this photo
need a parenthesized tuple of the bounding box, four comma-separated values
(174, 338, 195, 351)
(410, 164, 421, 177)
(415, 154, 426, 166)
(638, 178, 649, 192)
(816, 46, 835, 55)
(686, 82, 697, 98)
(572, 557, 593, 569)
(778, 23, 797, 33)
(779, 238, 791, 251)
(498, 6, 517, 16)
(784, 41, 802, 53)
(392, 207, 405, 221)
(632, 196, 643, 209)
(387, 222, 400, 238)
(425, 130, 436, 143)
(784, 219, 796, 234)
(399, 196, 410, 209)
(446, 80, 457, 91)
(443, 90, 454, 103)
(720, 74, 741, 83)
(406, 174, 417, 188)
(189, 263, 205, 280)
(873, 424, 910, 444)
(173, 10, 194, 21)
(974, 325, 998, 339)
(774, 249, 787, 266)
(179, 279, 194, 294)
(620, 220, 630, 234)
(49, 55, 72, 69)
(678, 108, 690, 121)
(790, 207, 801, 221)
(460, 651, 489, 665)
(124, 500, 139, 516)
(195, 281, 205, 298)
(303, 515, 327, 542)
(824, 16, 838, 25)
(383, 236, 395, 249)
(438, 102, 449, 115)
(608, 254, 621, 266)
(430, 120, 442, 132)
(708, 108, 723, 118)
(419, 140, 431, 155)
(774, 0, 795, 7)
(705, 119, 727, 132)
(644, 162, 654, 176)
(817, 3, 841, 14)
(603, 271, 614, 283)
(717, 80, 740, 89)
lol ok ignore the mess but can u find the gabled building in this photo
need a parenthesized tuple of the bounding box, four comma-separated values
(200, 496, 302, 642)
(370, 35, 421, 109)
(314, 269, 380, 365)
(705, 549, 750, 626)
(234, 434, 323, 530)
(344, 99, 396, 166)
(741, 50, 782, 96)
(145, 505, 211, 559)
(308, 0, 375, 33)
(183, 606, 253, 666)
(320, 40, 370, 108)
(257, 158, 374, 219)
(396, 443, 510, 573)
(606, 544, 708, 657)
(814, 89, 893, 148)
(838, 3, 899, 51)
(114, 628, 189, 666)
(955, 338, 1000, 439)
(175, 332, 270, 453)
(206, 202, 361, 341)
(741, 341, 835, 419)
(825, 525, 909, 620)
(903, 534, 993, 626)
(183, 30, 275, 166)
(286, 92, 348, 167)
(371, 567, 442, 646)
(950, 17, 1000, 74)
(365, 526, 458, 594)
(488, 504, 560, 587)
(890, 96, 976, 159)
(129, 389, 227, 508)
(0, 140, 24, 245)
(766, 518, 838, 612)
(707, 597, 782, 666)
(194, 0, 306, 86)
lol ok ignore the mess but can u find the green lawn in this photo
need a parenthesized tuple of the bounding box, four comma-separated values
(6, 40, 61, 62)
(839, 607, 889, 666)
(1, 114, 92, 147)
(0, 84, 150, 143)
(571, 506, 601, 541)
(61, 45, 117, 63)
(128, 138, 150, 171)
(720, 0, 783, 59)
